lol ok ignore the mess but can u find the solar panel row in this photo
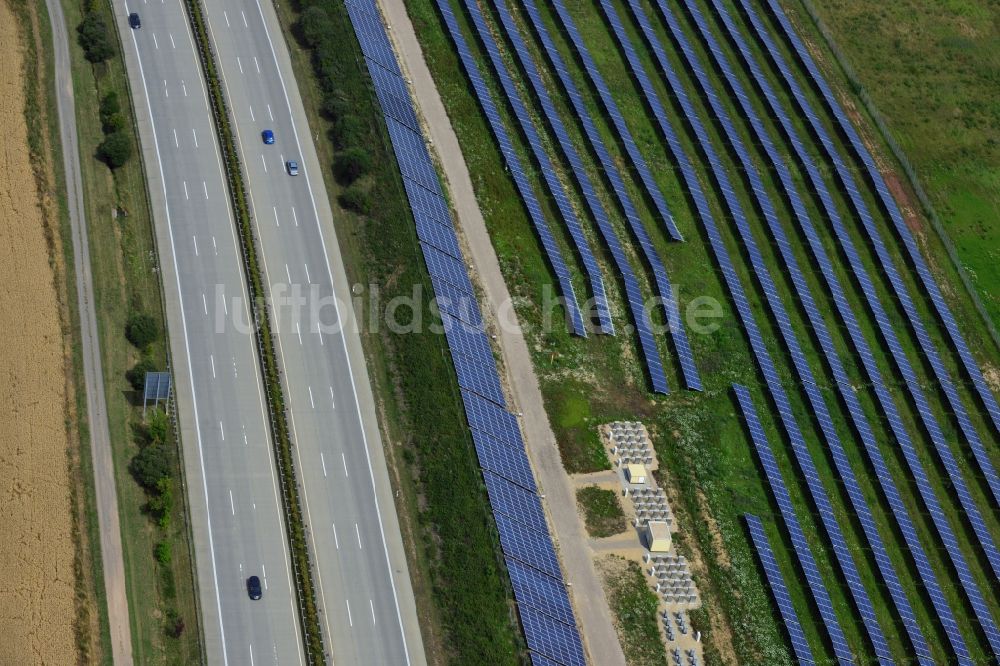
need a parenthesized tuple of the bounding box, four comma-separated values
(343, 4, 585, 663)
(447, 0, 671, 393)
(734, 387, 854, 664)
(744, 514, 816, 665)
(757, 0, 1000, 438)
(621, 1, 892, 660)
(666, 3, 942, 659)
(516, 0, 702, 392)
(435, 0, 612, 337)
(703, 4, 981, 659)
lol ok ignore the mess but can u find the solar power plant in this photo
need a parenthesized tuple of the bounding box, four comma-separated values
(734, 386, 855, 664)
(737, 0, 1000, 512)
(424, 0, 587, 337)
(687, 1, 973, 659)
(434, 0, 613, 336)
(344, 4, 587, 663)
(755, 0, 1000, 438)
(443, 0, 674, 394)
(626, 2, 896, 658)
(745, 514, 816, 665)
(513, 0, 703, 392)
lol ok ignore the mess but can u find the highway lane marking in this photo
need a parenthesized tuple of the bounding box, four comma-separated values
(210, 354, 216, 378)
(192, 236, 198, 256)
(223, 10, 230, 27)
(181, 80, 187, 97)
(291, 206, 299, 227)
(345, 599, 353, 627)
(169, 33, 175, 49)
(202, 292, 208, 314)
(262, 564, 267, 589)
(355, 523, 362, 549)
(329, 387, 336, 409)
(192, 128, 199, 148)
(203, 181, 208, 199)
(248, 644, 254, 666)
(267, 103, 273, 121)
(284, 263, 291, 285)
(212, 236, 218, 255)
(219, 421, 225, 441)
(173, 128, 179, 147)
(241, 10, 248, 27)
(370, 599, 376, 625)
(222, 294, 228, 316)
(152, 33, 158, 49)
(182, 181, 189, 200)
(243, 425, 248, 447)
(248, 105, 255, 122)
(237, 56, 243, 74)
(303, 263, 311, 284)
(229, 489, 235, 515)
(163, 80, 168, 97)
(320, 451, 327, 477)
(342, 452, 348, 476)
(254, 56, 260, 73)
(295, 322, 302, 345)
(308, 386, 315, 409)
(233, 356, 239, 378)
(332, 523, 339, 549)
(273, 206, 279, 227)
(261, 154, 267, 173)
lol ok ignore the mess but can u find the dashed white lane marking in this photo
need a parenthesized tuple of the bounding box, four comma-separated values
(169, 33, 175, 49)
(173, 128, 178, 147)
(212, 236, 218, 255)
(285, 263, 292, 285)
(192, 128, 199, 148)
(308, 386, 315, 409)
(219, 421, 225, 441)
(295, 322, 302, 345)
(345, 599, 353, 627)
(152, 33, 158, 49)
(203, 181, 209, 199)
(320, 452, 327, 477)
(183, 181, 189, 200)
(248, 643, 254, 666)
(242, 426, 248, 447)
(261, 154, 267, 173)
(273, 206, 280, 227)
(233, 356, 239, 378)
(181, 80, 187, 96)
(192, 235, 199, 256)
(210, 354, 216, 378)
(163, 80, 168, 97)
(262, 564, 267, 589)
(223, 10, 230, 27)
(370, 599, 376, 625)
(237, 57, 243, 74)
(248, 105, 255, 122)
(355, 523, 362, 549)
(329, 387, 336, 409)
(341, 452, 348, 476)
(254, 56, 260, 73)
(241, 10, 248, 27)
(229, 489, 235, 515)
(291, 206, 299, 227)
(267, 103, 273, 121)
(202, 292, 208, 314)
(332, 523, 339, 549)
(303, 263, 311, 284)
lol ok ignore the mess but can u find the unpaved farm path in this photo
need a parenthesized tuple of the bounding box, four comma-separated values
(0, 2, 78, 663)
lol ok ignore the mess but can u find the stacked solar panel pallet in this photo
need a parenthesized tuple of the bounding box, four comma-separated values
(343, 2, 585, 663)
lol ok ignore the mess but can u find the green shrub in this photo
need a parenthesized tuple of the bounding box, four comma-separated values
(130, 443, 172, 491)
(97, 130, 132, 168)
(126, 311, 159, 349)
(155, 541, 172, 565)
(297, 5, 334, 48)
(77, 12, 115, 63)
(126, 357, 158, 391)
(338, 184, 371, 214)
(147, 478, 174, 528)
(333, 147, 371, 184)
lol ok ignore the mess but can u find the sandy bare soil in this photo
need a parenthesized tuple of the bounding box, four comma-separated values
(0, 2, 79, 663)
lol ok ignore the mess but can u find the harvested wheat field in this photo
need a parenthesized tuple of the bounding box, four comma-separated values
(0, 1, 78, 663)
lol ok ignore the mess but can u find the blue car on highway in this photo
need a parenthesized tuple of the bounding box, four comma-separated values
(262, 129, 275, 145)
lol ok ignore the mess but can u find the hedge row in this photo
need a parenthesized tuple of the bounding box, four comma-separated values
(180, 1, 326, 662)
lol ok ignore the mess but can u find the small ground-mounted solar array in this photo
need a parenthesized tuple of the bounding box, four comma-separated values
(344, 2, 586, 663)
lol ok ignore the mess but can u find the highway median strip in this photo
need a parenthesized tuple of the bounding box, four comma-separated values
(180, 0, 326, 662)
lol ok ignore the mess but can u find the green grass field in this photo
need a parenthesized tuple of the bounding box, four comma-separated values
(577, 486, 628, 538)
(399, 0, 1000, 663)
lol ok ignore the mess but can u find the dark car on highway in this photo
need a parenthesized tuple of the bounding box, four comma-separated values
(246, 575, 262, 600)
(128, 12, 141, 29)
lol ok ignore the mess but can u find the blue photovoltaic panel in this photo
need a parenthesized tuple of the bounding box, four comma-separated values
(734, 387, 854, 664)
(453, 357, 506, 406)
(452, 0, 671, 392)
(757, 0, 1000, 438)
(506, 557, 576, 626)
(461, 391, 522, 448)
(529, 652, 564, 666)
(656, 1, 927, 659)
(440, 312, 494, 363)
(512, 0, 702, 391)
(414, 210, 463, 260)
(736, 2, 1000, 655)
(519, 605, 587, 666)
(471, 429, 536, 491)
(483, 471, 548, 533)
(431, 276, 483, 328)
(435, 0, 612, 336)
(620, 0, 891, 659)
(431, 0, 587, 336)
(701, 1, 973, 658)
(420, 243, 475, 295)
(745, 514, 815, 665)
(494, 512, 562, 579)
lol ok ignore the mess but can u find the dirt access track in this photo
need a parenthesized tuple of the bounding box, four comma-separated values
(0, 1, 79, 662)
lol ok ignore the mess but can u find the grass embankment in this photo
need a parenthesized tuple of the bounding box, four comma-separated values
(601, 557, 668, 666)
(577, 486, 627, 538)
(61, 0, 201, 661)
(402, 0, 1000, 662)
(9, 0, 109, 661)
(274, 1, 526, 663)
